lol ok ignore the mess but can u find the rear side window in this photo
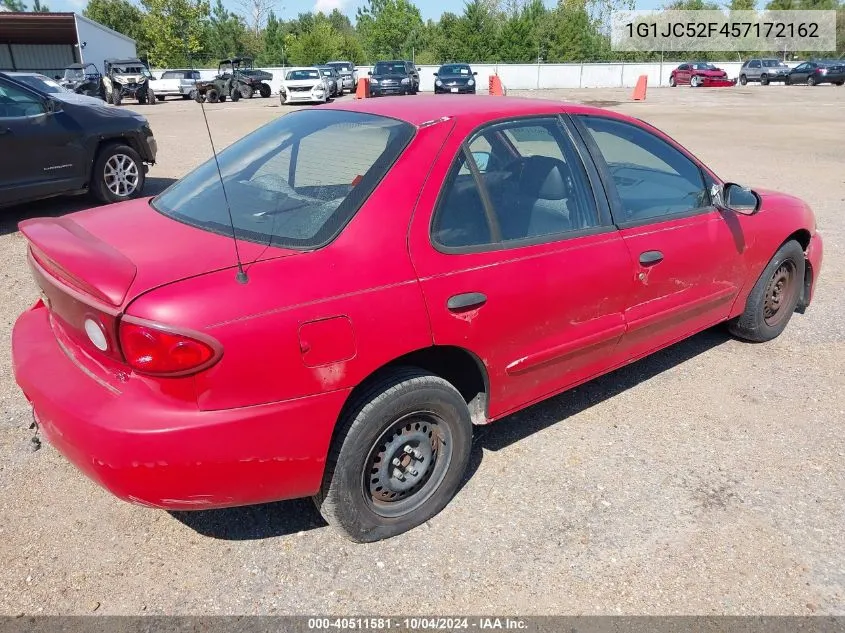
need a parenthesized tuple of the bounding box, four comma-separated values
(152, 110, 415, 249)
(433, 118, 600, 250)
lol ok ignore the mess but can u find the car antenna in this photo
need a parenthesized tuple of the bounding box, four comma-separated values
(187, 48, 248, 284)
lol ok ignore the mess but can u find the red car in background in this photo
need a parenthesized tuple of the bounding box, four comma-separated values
(670, 62, 732, 87)
(12, 96, 822, 542)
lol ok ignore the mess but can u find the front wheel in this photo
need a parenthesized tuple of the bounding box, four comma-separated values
(230, 88, 240, 102)
(314, 368, 473, 543)
(90, 143, 145, 204)
(728, 240, 805, 343)
(259, 83, 271, 98)
(739, 74, 747, 85)
(206, 88, 220, 103)
(760, 74, 769, 86)
(690, 75, 702, 87)
(240, 84, 254, 99)
(835, 81, 844, 86)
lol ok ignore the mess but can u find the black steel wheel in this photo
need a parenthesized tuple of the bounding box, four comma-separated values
(314, 368, 473, 542)
(728, 240, 805, 343)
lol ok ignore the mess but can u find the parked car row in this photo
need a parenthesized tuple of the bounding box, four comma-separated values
(671, 59, 845, 87)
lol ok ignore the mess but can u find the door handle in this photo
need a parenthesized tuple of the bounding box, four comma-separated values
(447, 292, 487, 311)
(639, 250, 664, 266)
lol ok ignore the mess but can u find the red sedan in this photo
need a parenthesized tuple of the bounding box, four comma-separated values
(670, 62, 732, 87)
(12, 97, 823, 542)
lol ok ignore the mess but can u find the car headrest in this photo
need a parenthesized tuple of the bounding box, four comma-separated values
(519, 156, 570, 201)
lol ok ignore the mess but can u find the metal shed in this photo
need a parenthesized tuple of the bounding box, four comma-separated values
(0, 12, 136, 79)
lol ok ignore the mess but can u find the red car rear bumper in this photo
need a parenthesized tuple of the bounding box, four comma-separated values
(12, 304, 350, 510)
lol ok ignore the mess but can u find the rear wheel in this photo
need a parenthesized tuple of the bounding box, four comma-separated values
(230, 88, 240, 102)
(314, 368, 473, 543)
(835, 81, 844, 86)
(728, 240, 805, 343)
(739, 74, 747, 85)
(240, 84, 254, 99)
(669, 75, 676, 87)
(259, 83, 271, 98)
(807, 75, 817, 86)
(90, 143, 145, 204)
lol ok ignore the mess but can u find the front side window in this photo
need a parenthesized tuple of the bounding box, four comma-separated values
(578, 116, 710, 225)
(0, 81, 45, 118)
(433, 118, 600, 249)
(152, 110, 415, 249)
(749, 60, 761, 68)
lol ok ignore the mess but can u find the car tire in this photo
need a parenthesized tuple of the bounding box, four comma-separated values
(206, 88, 220, 103)
(760, 74, 769, 86)
(147, 89, 156, 104)
(807, 75, 817, 86)
(259, 83, 271, 98)
(279, 92, 287, 105)
(728, 240, 805, 343)
(90, 143, 146, 204)
(690, 75, 702, 87)
(194, 90, 205, 103)
(739, 74, 747, 85)
(230, 88, 240, 102)
(219, 94, 227, 103)
(669, 75, 676, 87)
(835, 81, 844, 86)
(112, 91, 122, 106)
(240, 84, 254, 99)
(314, 367, 473, 543)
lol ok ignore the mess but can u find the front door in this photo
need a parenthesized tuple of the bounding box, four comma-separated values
(0, 78, 84, 205)
(410, 116, 637, 420)
(574, 114, 747, 360)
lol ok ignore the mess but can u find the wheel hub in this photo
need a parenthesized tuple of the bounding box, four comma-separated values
(104, 154, 139, 197)
(763, 263, 795, 325)
(370, 424, 436, 501)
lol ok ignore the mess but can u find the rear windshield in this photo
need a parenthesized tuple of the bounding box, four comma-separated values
(374, 62, 407, 75)
(328, 63, 353, 72)
(152, 110, 415, 250)
(162, 70, 193, 79)
(287, 69, 320, 80)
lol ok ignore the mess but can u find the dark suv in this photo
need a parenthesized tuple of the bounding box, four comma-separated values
(369, 60, 420, 96)
(0, 72, 157, 208)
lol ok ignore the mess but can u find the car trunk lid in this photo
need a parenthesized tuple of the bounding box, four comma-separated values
(19, 198, 297, 359)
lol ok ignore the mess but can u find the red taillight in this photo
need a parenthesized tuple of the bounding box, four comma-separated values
(118, 319, 221, 376)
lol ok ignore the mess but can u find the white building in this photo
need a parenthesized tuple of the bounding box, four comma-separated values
(0, 12, 136, 78)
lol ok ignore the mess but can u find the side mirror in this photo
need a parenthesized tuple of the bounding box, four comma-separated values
(367, 71, 372, 76)
(471, 151, 491, 173)
(473, 71, 478, 76)
(433, 72, 438, 76)
(715, 182, 761, 215)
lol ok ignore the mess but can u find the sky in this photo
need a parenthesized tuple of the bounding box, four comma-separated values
(49, 0, 663, 22)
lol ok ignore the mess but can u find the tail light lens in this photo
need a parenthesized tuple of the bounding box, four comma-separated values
(118, 317, 222, 376)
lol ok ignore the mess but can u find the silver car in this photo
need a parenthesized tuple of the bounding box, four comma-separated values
(326, 61, 358, 93)
(739, 59, 790, 85)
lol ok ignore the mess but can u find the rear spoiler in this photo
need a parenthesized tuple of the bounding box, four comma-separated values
(19, 217, 137, 307)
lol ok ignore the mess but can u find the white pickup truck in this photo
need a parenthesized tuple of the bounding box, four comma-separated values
(152, 69, 202, 100)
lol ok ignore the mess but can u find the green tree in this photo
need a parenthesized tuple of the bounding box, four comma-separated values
(357, 0, 424, 59)
(203, 0, 251, 60)
(33, 0, 50, 11)
(285, 19, 345, 65)
(257, 10, 287, 66)
(2, 0, 27, 10)
(450, 0, 501, 62)
(140, 0, 210, 67)
(83, 0, 149, 54)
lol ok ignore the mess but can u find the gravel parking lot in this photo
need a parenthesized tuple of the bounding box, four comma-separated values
(1, 85, 843, 616)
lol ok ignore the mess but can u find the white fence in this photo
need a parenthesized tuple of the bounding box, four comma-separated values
(154, 61, 799, 95)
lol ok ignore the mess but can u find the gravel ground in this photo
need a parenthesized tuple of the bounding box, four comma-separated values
(0, 86, 843, 616)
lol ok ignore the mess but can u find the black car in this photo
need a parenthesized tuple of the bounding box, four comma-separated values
(434, 63, 478, 94)
(368, 60, 419, 97)
(0, 72, 157, 209)
(786, 60, 845, 86)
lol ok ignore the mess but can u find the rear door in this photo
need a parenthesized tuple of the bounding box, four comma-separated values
(0, 78, 85, 206)
(410, 115, 637, 420)
(573, 114, 746, 360)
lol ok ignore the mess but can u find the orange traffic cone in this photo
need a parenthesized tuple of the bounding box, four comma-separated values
(489, 75, 505, 96)
(356, 78, 370, 99)
(632, 75, 647, 101)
